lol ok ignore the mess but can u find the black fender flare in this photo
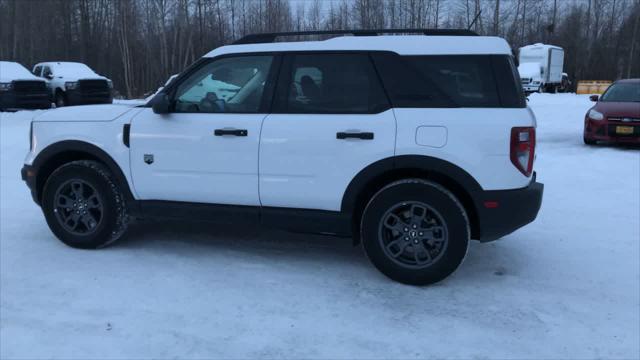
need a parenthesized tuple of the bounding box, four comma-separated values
(31, 140, 135, 206)
(340, 154, 483, 215)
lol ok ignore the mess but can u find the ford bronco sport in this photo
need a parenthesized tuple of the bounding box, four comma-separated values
(21, 29, 543, 285)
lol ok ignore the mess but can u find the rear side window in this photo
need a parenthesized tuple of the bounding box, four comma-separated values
(282, 53, 389, 114)
(371, 53, 525, 108)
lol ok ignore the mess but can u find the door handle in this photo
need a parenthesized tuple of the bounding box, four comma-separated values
(336, 132, 374, 140)
(214, 129, 248, 136)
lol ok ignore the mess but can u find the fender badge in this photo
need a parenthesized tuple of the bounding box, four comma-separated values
(144, 154, 154, 164)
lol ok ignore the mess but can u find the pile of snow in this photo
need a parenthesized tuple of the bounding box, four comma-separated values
(1, 94, 638, 358)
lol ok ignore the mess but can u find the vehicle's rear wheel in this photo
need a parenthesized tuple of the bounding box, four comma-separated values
(361, 179, 469, 285)
(42, 160, 128, 249)
(55, 91, 66, 108)
(584, 136, 597, 145)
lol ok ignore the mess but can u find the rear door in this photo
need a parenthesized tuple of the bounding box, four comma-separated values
(259, 52, 396, 211)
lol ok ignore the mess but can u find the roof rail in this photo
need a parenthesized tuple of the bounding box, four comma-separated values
(233, 28, 478, 45)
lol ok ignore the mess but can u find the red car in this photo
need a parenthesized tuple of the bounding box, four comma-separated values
(584, 78, 640, 145)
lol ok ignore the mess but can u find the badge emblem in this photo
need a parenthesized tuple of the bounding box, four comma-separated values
(144, 154, 154, 164)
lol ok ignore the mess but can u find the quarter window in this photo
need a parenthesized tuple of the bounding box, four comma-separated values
(284, 54, 389, 113)
(174, 55, 274, 113)
(372, 53, 522, 108)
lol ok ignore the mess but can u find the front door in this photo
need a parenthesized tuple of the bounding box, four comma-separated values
(130, 54, 278, 206)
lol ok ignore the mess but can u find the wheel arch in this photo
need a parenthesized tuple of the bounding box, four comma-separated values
(31, 140, 135, 207)
(341, 155, 483, 240)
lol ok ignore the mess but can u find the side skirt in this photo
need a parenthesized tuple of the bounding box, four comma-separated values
(133, 200, 353, 237)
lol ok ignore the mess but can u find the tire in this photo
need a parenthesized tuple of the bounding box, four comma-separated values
(42, 160, 128, 249)
(584, 136, 597, 145)
(360, 179, 470, 285)
(55, 91, 66, 108)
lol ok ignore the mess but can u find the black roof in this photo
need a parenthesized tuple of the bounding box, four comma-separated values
(233, 29, 478, 45)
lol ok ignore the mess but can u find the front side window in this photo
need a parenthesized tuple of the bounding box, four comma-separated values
(284, 54, 389, 113)
(600, 82, 640, 102)
(42, 66, 52, 78)
(174, 55, 274, 113)
(33, 66, 42, 76)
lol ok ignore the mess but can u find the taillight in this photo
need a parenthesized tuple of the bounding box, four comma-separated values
(510, 127, 535, 177)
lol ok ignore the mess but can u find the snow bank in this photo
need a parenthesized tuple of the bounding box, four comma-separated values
(1, 94, 638, 358)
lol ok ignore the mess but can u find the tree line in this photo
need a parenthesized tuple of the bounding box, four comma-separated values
(1, 0, 638, 98)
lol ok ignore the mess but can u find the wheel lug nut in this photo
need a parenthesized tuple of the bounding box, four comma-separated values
(403, 227, 409, 232)
(412, 224, 417, 229)
(404, 237, 409, 241)
(414, 240, 419, 244)
(419, 232, 423, 236)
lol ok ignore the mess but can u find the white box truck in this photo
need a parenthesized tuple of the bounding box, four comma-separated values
(518, 43, 566, 93)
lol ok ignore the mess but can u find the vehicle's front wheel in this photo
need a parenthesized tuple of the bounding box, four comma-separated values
(42, 160, 128, 249)
(55, 91, 66, 107)
(361, 179, 469, 285)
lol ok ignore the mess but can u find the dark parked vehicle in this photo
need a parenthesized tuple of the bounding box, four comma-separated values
(584, 79, 640, 145)
(0, 61, 51, 111)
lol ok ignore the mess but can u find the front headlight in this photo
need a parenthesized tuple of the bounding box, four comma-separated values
(0, 82, 13, 91)
(65, 81, 79, 90)
(588, 109, 604, 121)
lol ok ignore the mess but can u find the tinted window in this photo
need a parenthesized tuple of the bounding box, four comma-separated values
(174, 55, 273, 113)
(33, 66, 42, 76)
(372, 53, 524, 108)
(284, 54, 389, 113)
(491, 55, 527, 108)
(42, 66, 52, 78)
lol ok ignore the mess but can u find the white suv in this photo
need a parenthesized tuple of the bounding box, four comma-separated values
(32, 62, 113, 107)
(21, 30, 543, 285)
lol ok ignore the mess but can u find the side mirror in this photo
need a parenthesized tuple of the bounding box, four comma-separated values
(590, 95, 599, 102)
(152, 93, 171, 114)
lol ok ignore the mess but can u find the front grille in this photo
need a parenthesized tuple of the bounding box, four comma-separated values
(608, 117, 640, 123)
(79, 79, 109, 94)
(12, 80, 46, 93)
(10, 80, 49, 108)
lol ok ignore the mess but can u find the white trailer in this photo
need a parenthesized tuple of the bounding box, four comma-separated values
(518, 43, 565, 93)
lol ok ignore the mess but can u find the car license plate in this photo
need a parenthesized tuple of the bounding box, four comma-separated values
(616, 126, 634, 135)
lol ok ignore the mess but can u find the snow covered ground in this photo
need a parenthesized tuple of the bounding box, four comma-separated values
(1, 94, 638, 359)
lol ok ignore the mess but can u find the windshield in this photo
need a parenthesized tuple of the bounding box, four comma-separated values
(600, 82, 640, 102)
(51, 63, 99, 77)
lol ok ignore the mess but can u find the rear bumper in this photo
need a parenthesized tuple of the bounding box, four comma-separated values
(475, 174, 544, 242)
